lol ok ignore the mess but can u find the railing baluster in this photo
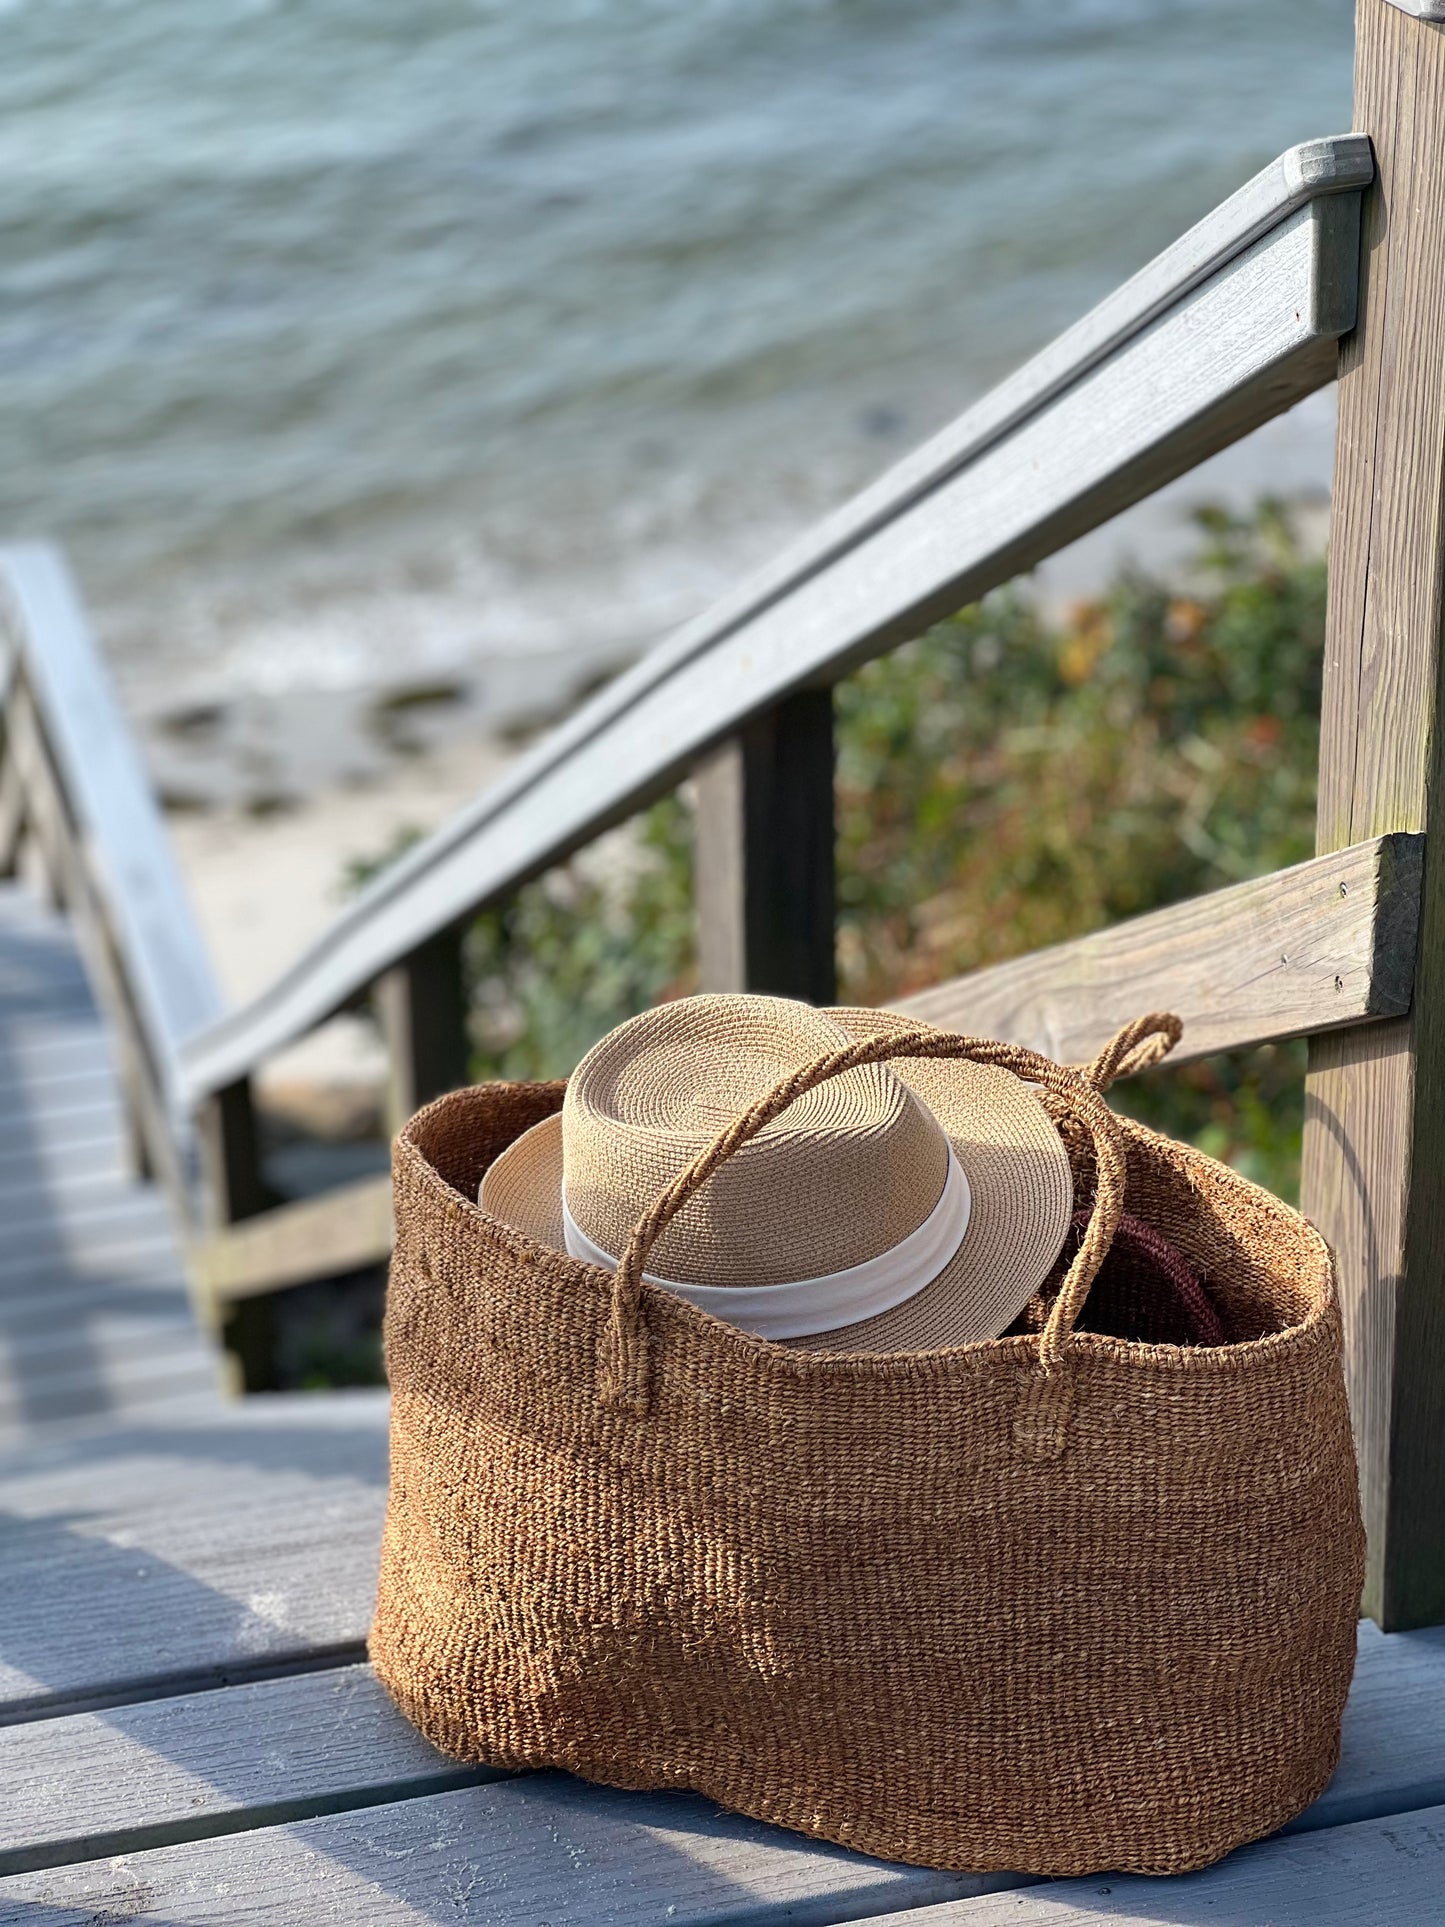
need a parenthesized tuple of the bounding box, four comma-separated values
(196, 1077, 278, 1384)
(374, 926, 471, 1132)
(693, 690, 836, 1004)
(0, 744, 24, 883)
(197, 1080, 272, 1228)
(8, 690, 68, 915)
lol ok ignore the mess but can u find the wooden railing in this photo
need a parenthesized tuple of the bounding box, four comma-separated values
(0, 545, 224, 1211)
(6, 0, 1445, 1633)
(162, 133, 1377, 1275)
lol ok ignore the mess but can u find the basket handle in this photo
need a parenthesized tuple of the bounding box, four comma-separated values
(1079, 1011, 1183, 1093)
(601, 1024, 1134, 1412)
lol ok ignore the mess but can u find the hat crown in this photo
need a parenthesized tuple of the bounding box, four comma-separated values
(563, 995, 949, 1287)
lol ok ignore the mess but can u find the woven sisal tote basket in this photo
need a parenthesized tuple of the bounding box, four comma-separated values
(371, 1022, 1365, 1878)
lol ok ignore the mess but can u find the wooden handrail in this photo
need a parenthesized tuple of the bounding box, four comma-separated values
(0, 546, 223, 1086)
(175, 136, 1372, 1105)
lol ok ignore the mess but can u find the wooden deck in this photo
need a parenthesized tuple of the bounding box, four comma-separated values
(0, 859, 1442, 1922)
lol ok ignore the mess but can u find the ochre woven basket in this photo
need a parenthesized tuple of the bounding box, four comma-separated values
(370, 1023, 1365, 1878)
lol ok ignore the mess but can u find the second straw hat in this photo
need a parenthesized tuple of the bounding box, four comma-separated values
(480, 993, 1074, 1352)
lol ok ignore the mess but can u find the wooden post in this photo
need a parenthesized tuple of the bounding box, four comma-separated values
(374, 925, 471, 1133)
(197, 1077, 281, 1388)
(0, 751, 23, 881)
(197, 1079, 272, 1227)
(1301, 0, 1445, 1628)
(693, 691, 836, 1004)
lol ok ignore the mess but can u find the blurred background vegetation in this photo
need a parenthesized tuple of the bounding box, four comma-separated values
(433, 500, 1323, 1205)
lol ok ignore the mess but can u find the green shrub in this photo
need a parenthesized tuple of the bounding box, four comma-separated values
(834, 500, 1322, 1003)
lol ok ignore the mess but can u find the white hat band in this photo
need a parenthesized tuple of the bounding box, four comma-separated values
(561, 1147, 971, 1341)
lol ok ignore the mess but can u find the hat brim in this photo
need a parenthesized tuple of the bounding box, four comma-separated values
(479, 1004, 1073, 1355)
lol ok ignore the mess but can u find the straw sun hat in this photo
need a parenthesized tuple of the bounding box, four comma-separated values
(480, 994, 1074, 1352)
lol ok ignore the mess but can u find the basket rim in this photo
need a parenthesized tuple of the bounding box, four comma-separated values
(394, 1082, 1339, 1385)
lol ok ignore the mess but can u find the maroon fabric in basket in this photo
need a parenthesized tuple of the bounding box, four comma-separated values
(1067, 1209, 1226, 1347)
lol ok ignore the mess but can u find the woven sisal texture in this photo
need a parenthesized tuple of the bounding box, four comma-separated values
(372, 1045, 1364, 1878)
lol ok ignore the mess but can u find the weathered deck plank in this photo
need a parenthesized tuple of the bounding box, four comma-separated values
(0, 1221, 185, 1283)
(0, 1390, 389, 1719)
(0, 1281, 200, 1339)
(846, 1806, 1445, 1923)
(8, 1781, 1445, 1927)
(0, 1665, 502, 1877)
(0, 1772, 1026, 1925)
(0, 1105, 122, 1163)
(1, 1516, 1442, 1902)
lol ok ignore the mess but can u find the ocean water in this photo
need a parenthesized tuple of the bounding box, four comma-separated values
(0, 0, 1354, 760)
